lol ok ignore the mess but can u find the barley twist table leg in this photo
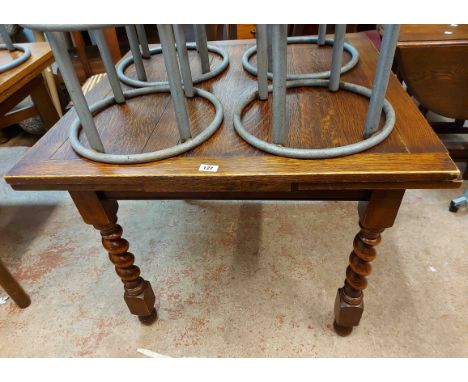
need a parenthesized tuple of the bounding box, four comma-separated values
(333, 190, 405, 336)
(70, 192, 157, 324)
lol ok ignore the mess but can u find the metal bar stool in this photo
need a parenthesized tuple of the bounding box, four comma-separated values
(234, 24, 400, 159)
(22, 24, 224, 164)
(116, 24, 230, 88)
(0, 24, 31, 73)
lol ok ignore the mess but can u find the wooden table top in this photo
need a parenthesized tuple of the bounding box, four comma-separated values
(5, 34, 460, 192)
(0, 42, 54, 103)
(399, 24, 468, 45)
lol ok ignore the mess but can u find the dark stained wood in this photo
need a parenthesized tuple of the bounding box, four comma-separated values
(399, 24, 468, 43)
(0, 42, 59, 132)
(0, 105, 37, 130)
(3, 34, 461, 330)
(70, 28, 122, 81)
(396, 44, 468, 120)
(102, 189, 371, 201)
(432, 120, 467, 134)
(69, 191, 157, 324)
(440, 134, 468, 179)
(0, 76, 59, 132)
(334, 189, 405, 335)
(396, 24, 468, 179)
(0, 258, 31, 308)
(72, 31, 92, 78)
(29, 75, 60, 129)
(0, 74, 43, 115)
(0, 124, 38, 147)
(0, 42, 54, 103)
(103, 28, 122, 64)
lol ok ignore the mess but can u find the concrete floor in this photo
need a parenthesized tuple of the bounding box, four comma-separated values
(0, 146, 467, 357)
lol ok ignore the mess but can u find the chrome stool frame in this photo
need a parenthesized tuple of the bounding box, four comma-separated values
(0, 24, 31, 73)
(22, 24, 224, 164)
(234, 24, 400, 159)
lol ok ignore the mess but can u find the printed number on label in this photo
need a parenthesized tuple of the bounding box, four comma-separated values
(198, 164, 219, 172)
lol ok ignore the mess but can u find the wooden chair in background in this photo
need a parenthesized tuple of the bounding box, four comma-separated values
(56, 28, 122, 109)
(70, 27, 121, 83)
(0, 259, 30, 308)
(0, 41, 60, 141)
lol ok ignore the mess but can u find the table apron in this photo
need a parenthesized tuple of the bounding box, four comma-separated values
(101, 189, 371, 201)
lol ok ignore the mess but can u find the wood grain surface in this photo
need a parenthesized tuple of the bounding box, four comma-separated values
(396, 25, 468, 120)
(5, 34, 460, 192)
(0, 42, 54, 103)
(399, 24, 468, 43)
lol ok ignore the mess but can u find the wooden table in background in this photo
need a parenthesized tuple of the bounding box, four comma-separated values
(398, 24, 468, 42)
(0, 42, 60, 135)
(396, 24, 468, 178)
(5, 34, 461, 335)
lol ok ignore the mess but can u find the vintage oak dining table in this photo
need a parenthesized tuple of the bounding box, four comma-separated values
(4, 33, 461, 335)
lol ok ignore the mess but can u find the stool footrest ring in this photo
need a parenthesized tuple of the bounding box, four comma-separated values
(233, 79, 395, 159)
(116, 43, 229, 88)
(69, 87, 224, 164)
(0, 44, 32, 73)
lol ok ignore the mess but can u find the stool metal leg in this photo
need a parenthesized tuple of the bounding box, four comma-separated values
(125, 25, 147, 82)
(267, 24, 273, 73)
(363, 24, 400, 138)
(271, 24, 288, 145)
(136, 24, 151, 59)
(158, 24, 192, 142)
(318, 24, 327, 46)
(234, 23, 397, 160)
(256, 24, 268, 100)
(0, 25, 15, 51)
(46, 31, 105, 152)
(194, 24, 210, 74)
(93, 29, 125, 104)
(329, 24, 346, 92)
(173, 25, 194, 98)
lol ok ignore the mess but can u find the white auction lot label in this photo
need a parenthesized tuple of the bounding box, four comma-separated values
(198, 164, 219, 172)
